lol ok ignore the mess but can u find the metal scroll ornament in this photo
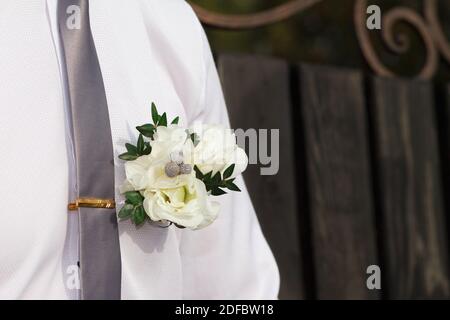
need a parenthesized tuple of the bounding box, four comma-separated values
(190, 0, 450, 80)
(355, 0, 449, 80)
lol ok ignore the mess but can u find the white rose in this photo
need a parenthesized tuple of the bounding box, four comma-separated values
(188, 124, 248, 178)
(121, 125, 193, 192)
(150, 125, 191, 161)
(143, 174, 220, 230)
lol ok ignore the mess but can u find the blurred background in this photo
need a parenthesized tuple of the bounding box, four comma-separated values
(195, 0, 450, 82)
(190, 0, 450, 300)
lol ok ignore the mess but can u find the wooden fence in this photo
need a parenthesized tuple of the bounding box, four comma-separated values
(218, 53, 450, 299)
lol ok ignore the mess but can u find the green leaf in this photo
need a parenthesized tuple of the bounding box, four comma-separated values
(118, 203, 134, 219)
(211, 187, 227, 196)
(203, 171, 213, 182)
(212, 171, 222, 185)
(171, 116, 179, 125)
(151, 102, 159, 125)
(225, 180, 241, 192)
(194, 166, 204, 179)
(132, 205, 146, 226)
(125, 143, 138, 155)
(223, 164, 235, 179)
(125, 191, 143, 205)
(136, 124, 155, 138)
(190, 133, 200, 147)
(119, 152, 138, 161)
(142, 142, 152, 155)
(137, 134, 145, 154)
(159, 112, 167, 127)
(195, 165, 241, 195)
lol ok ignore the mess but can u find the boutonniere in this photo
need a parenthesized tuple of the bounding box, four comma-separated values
(118, 103, 248, 230)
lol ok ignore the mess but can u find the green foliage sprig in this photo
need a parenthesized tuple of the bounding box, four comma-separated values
(118, 191, 146, 226)
(119, 102, 179, 161)
(194, 164, 241, 195)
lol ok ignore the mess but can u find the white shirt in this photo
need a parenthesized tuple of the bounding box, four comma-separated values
(46, 0, 80, 300)
(0, 0, 279, 299)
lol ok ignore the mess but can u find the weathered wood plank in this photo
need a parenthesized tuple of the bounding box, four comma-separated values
(445, 84, 450, 266)
(371, 77, 450, 299)
(299, 65, 379, 299)
(218, 54, 304, 299)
